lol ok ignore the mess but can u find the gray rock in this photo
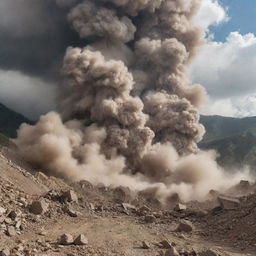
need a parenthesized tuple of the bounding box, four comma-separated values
(174, 203, 186, 211)
(59, 233, 74, 245)
(138, 205, 151, 216)
(8, 210, 21, 220)
(0, 249, 10, 256)
(144, 215, 156, 223)
(15, 220, 22, 230)
(122, 203, 136, 211)
(209, 190, 220, 199)
(63, 206, 79, 217)
(29, 199, 49, 215)
(68, 209, 78, 217)
(6, 226, 16, 236)
(4, 218, 12, 224)
(89, 203, 95, 210)
(176, 220, 194, 232)
(0, 207, 7, 215)
(142, 241, 150, 249)
(74, 234, 88, 245)
(35, 172, 48, 183)
(79, 180, 94, 190)
(199, 249, 218, 256)
(160, 240, 174, 249)
(113, 186, 132, 203)
(165, 247, 179, 256)
(63, 190, 78, 203)
(218, 195, 240, 210)
(166, 193, 180, 205)
(190, 210, 208, 217)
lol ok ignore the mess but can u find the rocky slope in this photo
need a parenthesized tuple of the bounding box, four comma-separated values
(0, 145, 255, 256)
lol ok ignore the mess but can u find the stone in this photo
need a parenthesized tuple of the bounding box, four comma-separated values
(218, 195, 240, 210)
(79, 180, 94, 190)
(67, 209, 78, 217)
(29, 199, 49, 215)
(0, 249, 10, 256)
(122, 203, 136, 211)
(144, 215, 156, 223)
(113, 186, 132, 203)
(160, 240, 174, 249)
(18, 198, 27, 207)
(8, 210, 21, 220)
(0, 207, 7, 215)
(209, 190, 220, 199)
(6, 226, 16, 236)
(63, 190, 78, 203)
(39, 230, 47, 236)
(239, 180, 250, 188)
(174, 203, 186, 211)
(138, 205, 151, 216)
(74, 234, 88, 245)
(4, 218, 12, 224)
(59, 233, 74, 245)
(166, 193, 180, 205)
(176, 220, 194, 232)
(199, 249, 218, 256)
(188, 210, 208, 218)
(165, 247, 179, 256)
(63, 206, 78, 217)
(15, 220, 22, 230)
(35, 172, 48, 183)
(89, 203, 95, 210)
(142, 241, 150, 249)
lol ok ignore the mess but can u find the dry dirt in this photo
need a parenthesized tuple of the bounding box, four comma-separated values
(0, 146, 255, 256)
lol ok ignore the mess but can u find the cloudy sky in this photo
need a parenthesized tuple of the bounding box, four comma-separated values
(191, 0, 256, 117)
(0, 0, 255, 119)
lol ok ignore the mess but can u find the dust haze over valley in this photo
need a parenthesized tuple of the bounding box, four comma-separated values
(0, 0, 250, 203)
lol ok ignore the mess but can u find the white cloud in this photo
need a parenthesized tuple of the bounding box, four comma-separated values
(0, 70, 57, 119)
(194, 0, 228, 31)
(200, 96, 256, 117)
(190, 32, 256, 117)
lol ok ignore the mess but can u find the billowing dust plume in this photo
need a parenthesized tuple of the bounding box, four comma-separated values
(14, 0, 251, 203)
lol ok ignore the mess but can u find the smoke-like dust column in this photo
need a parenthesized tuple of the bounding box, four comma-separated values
(14, 0, 251, 202)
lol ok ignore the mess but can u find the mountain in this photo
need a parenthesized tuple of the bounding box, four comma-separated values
(200, 115, 256, 143)
(0, 103, 32, 138)
(200, 131, 256, 170)
(200, 115, 256, 171)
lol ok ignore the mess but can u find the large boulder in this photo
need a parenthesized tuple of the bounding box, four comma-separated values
(176, 220, 194, 232)
(218, 195, 240, 210)
(74, 234, 88, 245)
(62, 190, 78, 203)
(29, 199, 49, 215)
(59, 233, 74, 245)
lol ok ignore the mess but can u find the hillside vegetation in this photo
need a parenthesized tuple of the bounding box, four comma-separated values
(200, 115, 256, 143)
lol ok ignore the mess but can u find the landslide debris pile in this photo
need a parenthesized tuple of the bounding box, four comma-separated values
(198, 193, 256, 251)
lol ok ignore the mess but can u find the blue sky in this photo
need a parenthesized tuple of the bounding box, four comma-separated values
(190, 0, 256, 117)
(212, 0, 256, 41)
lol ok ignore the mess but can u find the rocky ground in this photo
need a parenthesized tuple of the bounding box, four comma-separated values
(0, 146, 255, 256)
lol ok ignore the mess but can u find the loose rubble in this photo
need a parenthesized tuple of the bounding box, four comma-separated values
(0, 149, 256, 255)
